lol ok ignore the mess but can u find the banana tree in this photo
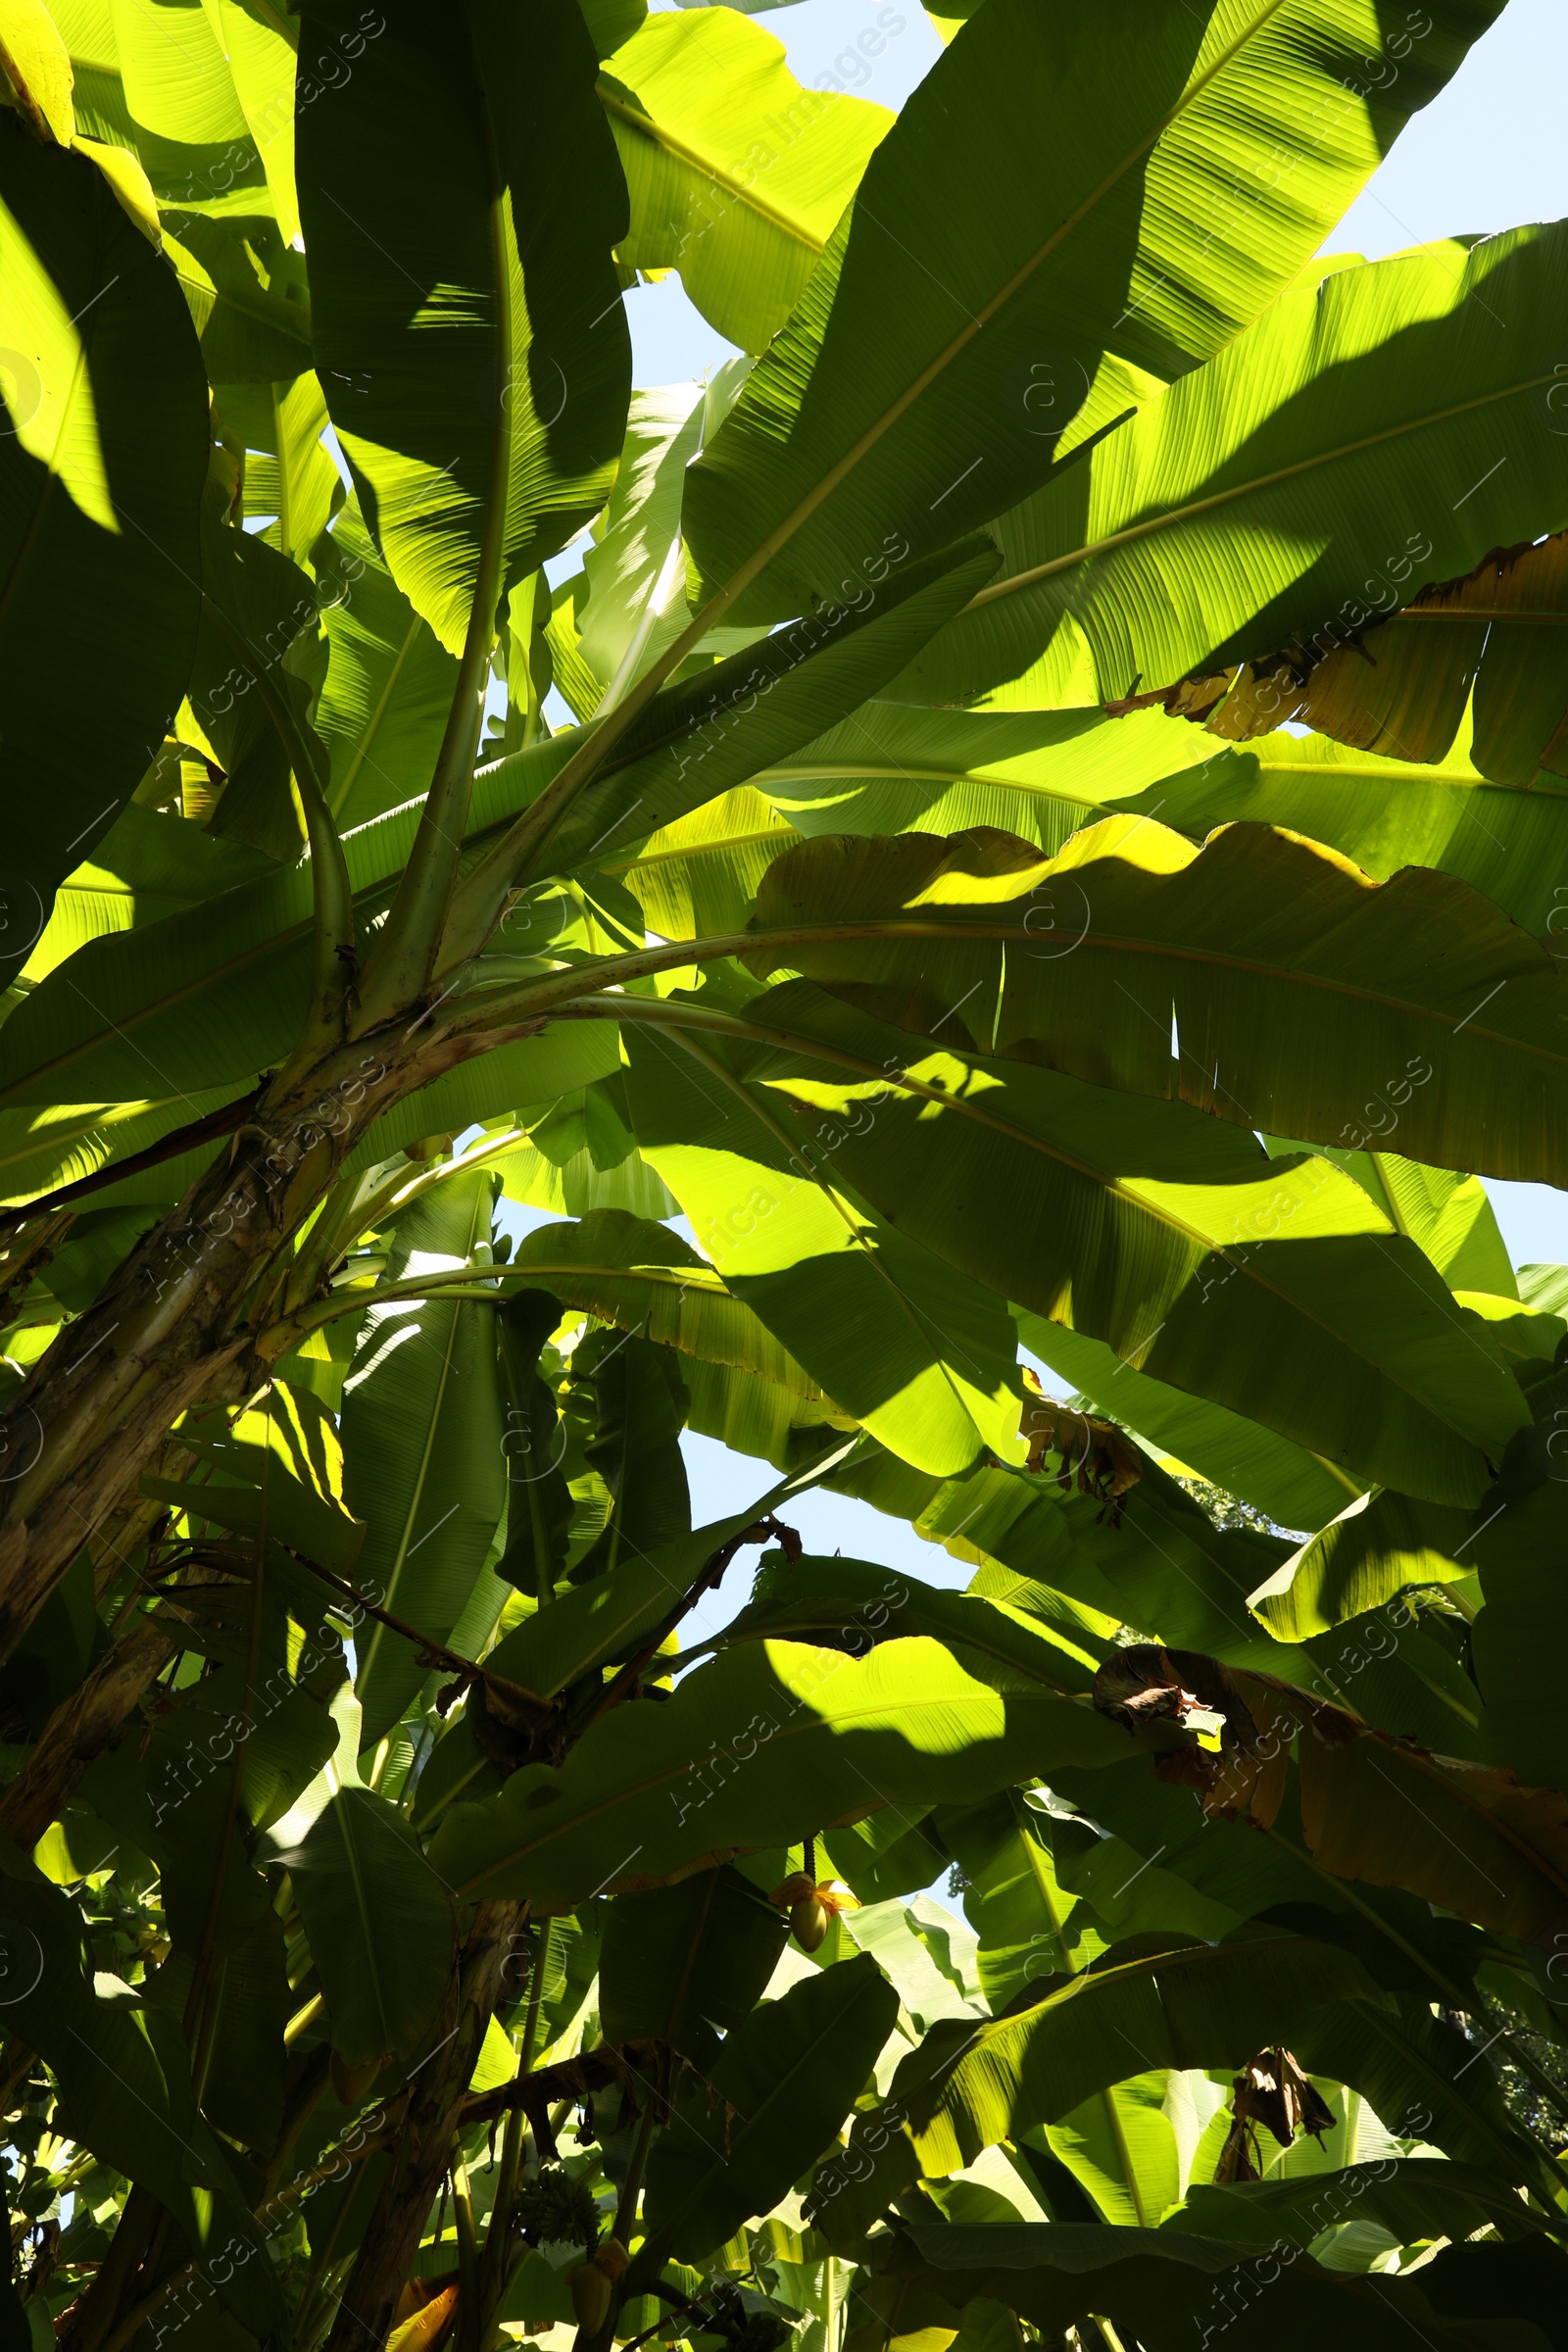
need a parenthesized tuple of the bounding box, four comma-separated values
(4, 0, 1568, 2347)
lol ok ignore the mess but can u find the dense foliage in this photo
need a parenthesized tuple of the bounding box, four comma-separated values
(1, 0, 1568, 2346)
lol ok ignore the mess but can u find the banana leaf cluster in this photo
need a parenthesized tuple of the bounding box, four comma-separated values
(0, 0, 1567, 2346)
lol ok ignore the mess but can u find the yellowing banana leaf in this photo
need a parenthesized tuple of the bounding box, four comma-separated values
(1205, 530, 1568, 785)
(903, 225, 1568, 710)
(1102, 1648, 1568, 1940)
(602, 9, 891, 353)
(741, 817, 1568, 1186)
(427, 1637, 1136, 1907)
(298, 0, 631, 652)
(684, 0, 1210, 621)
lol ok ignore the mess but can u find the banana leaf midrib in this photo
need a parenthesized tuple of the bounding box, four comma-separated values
(965, 369, 1564, 619)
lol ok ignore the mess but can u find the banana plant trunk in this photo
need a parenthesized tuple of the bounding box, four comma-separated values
(321, 1900, 525, 2352)
(0, 1018, 530, 1661)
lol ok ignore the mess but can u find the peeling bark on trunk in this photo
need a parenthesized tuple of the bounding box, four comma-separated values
(0, 1019, 537, 1665)
(0, 1620, 173, 1846)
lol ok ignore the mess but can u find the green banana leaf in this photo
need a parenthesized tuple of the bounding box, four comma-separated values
(340, 1170, 507, 1742)
(1261, 1140, 1517, 1298)
(809, 1930, 1380, 2233)
(224, 370, 339, 567)
(741, 817, 1568, 1187)
(1250, 1489, 1475, 1642)
(1015, 1309, 1360, 1534)
(602, 8, 891, 353)
(0, 1864, 284, 2333)
(721, 1553, 1107, 1692)
(865, 2220, 1561, 2352)
(685, 0, 1210, 621)
(1100, 0, 1506, 379)
(1041, 2071, 1182, 2230)
(1163, 2157, 1552, 2248)
(755, 703, 1194, 853)
(904, 223, 1568, 708)
(622, 1012, 1027, 1477)
(1120, 723, 1568, 942)
(311, 495, 461, 829)
(0, 133, 208, 981)
(675, 978, 1528, 1503)
(21, 808, 271, 986)
(643, 1951, 899, 2265)
(599, 1863, 787, 2065)
(578, 383, 704, 690)
(428, 1635, 1137, 1907)
(297, 0, 631, 652)
(281, 1784, 457, 2068)
(162, 211, 315, 386)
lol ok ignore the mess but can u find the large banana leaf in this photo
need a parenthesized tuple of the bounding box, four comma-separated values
(1164, 2158, 1553, 2249)
(1098, 0, 1506, 379)
(643, 1951, 898, 2264)
(428, 1636, 1136, 1907)
(903, 224, 1568, 709)
(297, 0, 631, 652)
(936, 1792, 1102, 2006)
(507, 537, 1002, 886)
(0, 548, 989, 1131)
(683, 0, 1209, 621)
(578, 383, 704, 690)
(599, 1863, 787, 2064)
(224, 369, 339, 567)
(0, 133, 208, 982)
(809, 1930, 1379, 2233)
(312, 495, 461, 828)
(202, 0, 299, 241)
(613, 788, 804, 940)
(1250, 1488, 1475, 1642)
(1262, 1142, 1517, 1298)
(1121, 721, 1568, 943)
(283, 1785, 456, 2068)
(756, 703, 1195, 853)
(742, 817, 1568, 1187)
(602, 9, 891, 354)
(340, 1170, 506, 1742)
(866, 2221, 1561, 2352)
(654, 980, 1528, 1503)
(21, 808, 271, 984)
(722, 1554, 1107, 1693)
(622, 1013, 1027, 1477)
(1016, 1311, 1360, 1533)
